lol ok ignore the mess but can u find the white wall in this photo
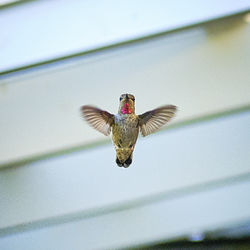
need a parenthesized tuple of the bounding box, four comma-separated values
(0, 15, 250, 165)
(1, 0, 249, 71)
(0, 8, 250, 250)
(0, 111, 250, 249)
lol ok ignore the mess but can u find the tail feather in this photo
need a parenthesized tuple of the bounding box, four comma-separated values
(116, 157, 123, 167)
(124, 156, 132, 168)
(115, 148, 133, 168)
(116, 155, 132, 168)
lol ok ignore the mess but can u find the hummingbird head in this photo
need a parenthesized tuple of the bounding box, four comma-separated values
(119, 93, 135, 114)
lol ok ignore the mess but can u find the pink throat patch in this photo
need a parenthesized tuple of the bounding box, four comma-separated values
(121, 103, 132, 114)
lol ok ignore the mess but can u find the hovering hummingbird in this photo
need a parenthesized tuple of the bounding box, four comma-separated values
(81, 94, 177, 168)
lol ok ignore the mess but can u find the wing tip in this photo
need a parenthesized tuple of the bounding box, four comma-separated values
(161, 104, 177, 111)
(80, 105, 95, 112)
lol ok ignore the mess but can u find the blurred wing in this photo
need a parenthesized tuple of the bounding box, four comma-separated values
(81, 105, 114, 136)
(139, 105, 177, 137)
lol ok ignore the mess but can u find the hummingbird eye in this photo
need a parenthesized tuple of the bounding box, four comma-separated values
(120, 97, 122, 101)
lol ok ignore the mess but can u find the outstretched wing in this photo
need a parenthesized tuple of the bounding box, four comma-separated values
(139, 105, 177, 137)
(81, 105, 114, 136)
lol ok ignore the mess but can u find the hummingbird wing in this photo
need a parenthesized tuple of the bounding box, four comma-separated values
(81, 105, 114, 136)
(139, 105, 177, 137)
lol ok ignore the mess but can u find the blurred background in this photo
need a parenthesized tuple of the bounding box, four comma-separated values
(0, 0, 250, 249)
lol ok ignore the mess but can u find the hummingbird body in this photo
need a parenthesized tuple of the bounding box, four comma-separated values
(112, 113, 139, 167)
(81, 93, 176, 168)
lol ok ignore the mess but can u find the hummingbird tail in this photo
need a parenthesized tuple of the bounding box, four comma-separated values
(115, 148, 133, 168)
(116, 155, 132, 168)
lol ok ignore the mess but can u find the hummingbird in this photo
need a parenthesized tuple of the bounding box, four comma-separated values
(81, 94, 177, 168)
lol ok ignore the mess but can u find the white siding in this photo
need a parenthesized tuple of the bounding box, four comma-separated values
(0, 16, 250, 165)
(0, 9, 250, 250)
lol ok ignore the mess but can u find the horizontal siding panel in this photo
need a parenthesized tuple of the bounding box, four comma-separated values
(0, 179, 250, 249)
(0, 17, 250, 164)
(0, 111, 249, 230)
